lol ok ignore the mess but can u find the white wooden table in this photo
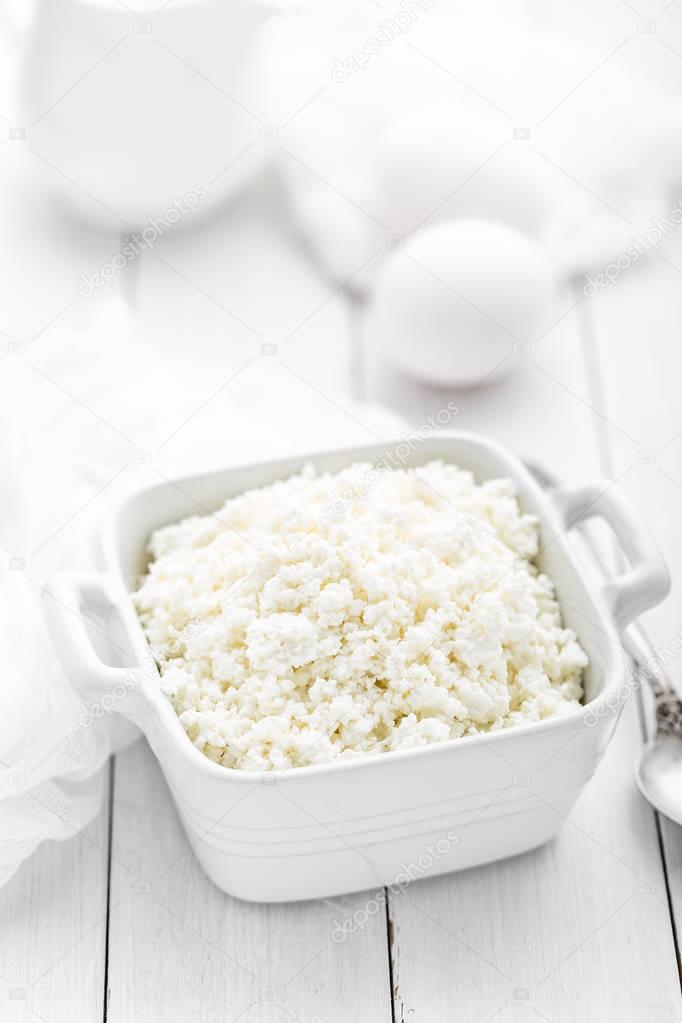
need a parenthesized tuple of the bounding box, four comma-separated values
(3, 7, 682, 1018)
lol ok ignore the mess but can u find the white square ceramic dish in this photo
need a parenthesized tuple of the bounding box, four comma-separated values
(42, 433, 669, 902)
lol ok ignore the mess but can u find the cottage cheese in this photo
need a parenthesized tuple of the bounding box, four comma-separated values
(132, 460, 587, 771)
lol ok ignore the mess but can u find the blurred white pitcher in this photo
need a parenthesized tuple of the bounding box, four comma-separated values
(12, 0, 284, 229)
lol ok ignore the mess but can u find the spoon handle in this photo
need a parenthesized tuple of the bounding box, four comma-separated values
(626, 625, 682, 736)
(653, 690, 682, 737)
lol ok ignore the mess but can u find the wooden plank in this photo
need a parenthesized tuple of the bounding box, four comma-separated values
(107, 739, 392, 1023)
(0, 768, 109, 1023)
(366, 288, 682, 1019)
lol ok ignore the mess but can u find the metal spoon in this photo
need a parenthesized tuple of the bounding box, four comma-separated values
(524, 459, 682, 825)
(629, 627, 682, 826)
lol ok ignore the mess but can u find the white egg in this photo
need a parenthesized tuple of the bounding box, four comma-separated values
(372, 106, 552, 239)
(365, 220, 557, 387)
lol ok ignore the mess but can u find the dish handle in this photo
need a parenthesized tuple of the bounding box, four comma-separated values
(42, 570, 152, 715)
(553, 482, 670, 630)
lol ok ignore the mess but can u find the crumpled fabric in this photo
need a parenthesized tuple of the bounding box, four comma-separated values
(265, 6, 682, 288)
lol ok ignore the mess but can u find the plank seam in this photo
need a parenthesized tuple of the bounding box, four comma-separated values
(384, 890, 397, 1023)
(102, 756, 115, 1023)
